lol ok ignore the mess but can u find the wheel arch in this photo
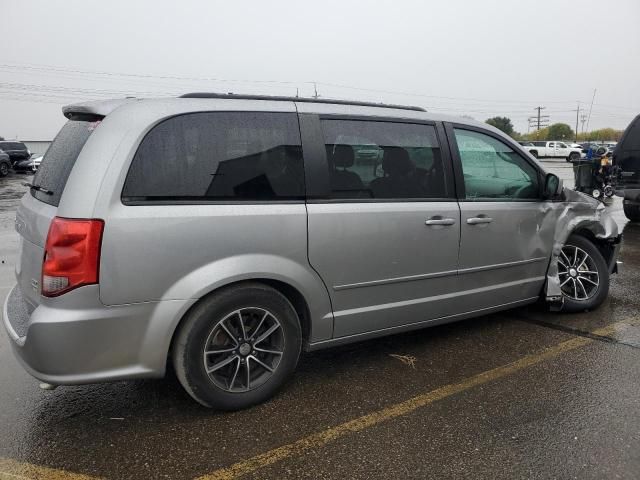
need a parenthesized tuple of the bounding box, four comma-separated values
(167, 277, 321, 372)
(570, 227, 618, 270)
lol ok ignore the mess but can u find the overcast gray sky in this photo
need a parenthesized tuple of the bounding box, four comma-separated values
(1, 0, 639, 140)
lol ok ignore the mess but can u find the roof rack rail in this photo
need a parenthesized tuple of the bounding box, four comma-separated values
(179, 92, 426, 112)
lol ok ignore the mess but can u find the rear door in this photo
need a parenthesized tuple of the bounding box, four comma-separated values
(446, 124, 554, 312)
(556, 142, 569, 158)
(303, 115, 460, 338)
(14, 120, 96, 307)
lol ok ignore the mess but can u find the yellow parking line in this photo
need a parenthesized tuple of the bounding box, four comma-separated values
(0, 458, 100, 480)
(198, 318, 639, 480)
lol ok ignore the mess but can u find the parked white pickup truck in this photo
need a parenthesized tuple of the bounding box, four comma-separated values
(521, 141, 583, 161)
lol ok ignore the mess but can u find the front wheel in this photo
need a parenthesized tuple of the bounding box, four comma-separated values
(558, 235, 609, 313)
(568, 152, 581, 161)
(623, 203, 640, 222)
(172, 283, 302, 410)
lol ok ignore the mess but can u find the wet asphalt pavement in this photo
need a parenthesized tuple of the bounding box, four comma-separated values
(0, 162, 639, 479)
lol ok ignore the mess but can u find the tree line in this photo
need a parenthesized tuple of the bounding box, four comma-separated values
(484, 116, 624, 142)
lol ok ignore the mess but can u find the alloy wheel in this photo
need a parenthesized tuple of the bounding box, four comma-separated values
(202, 307, 284, 393)
(558, 245, 600, 301)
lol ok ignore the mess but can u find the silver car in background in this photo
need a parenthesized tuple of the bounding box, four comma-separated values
(3, 94, 621, 410)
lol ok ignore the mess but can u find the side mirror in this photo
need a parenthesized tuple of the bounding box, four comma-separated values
(543, 173, 563, 199)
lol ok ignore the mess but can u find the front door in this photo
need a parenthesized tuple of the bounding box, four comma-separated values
(305, 118, 460, 338)
(447, 126, 555, 312)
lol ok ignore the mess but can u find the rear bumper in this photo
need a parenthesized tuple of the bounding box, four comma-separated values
(2, 284, 189, 385)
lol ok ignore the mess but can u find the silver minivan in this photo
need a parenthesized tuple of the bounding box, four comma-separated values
(3, 94, 621, 409)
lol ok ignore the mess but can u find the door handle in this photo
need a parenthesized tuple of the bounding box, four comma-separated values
(466, 217, 493, 225)
(425, 217, 456, 226)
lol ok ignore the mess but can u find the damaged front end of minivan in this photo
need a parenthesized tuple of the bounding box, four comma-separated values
(544, 188, 622, 311)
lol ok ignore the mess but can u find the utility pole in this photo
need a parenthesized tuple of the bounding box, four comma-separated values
(574, 103, 580, 142)
(529, 107, 549, 138)
(535, 106, 546, 130)
(580, 114, 588, 136)
(586, 89, 597, 138)
(312, 82, 319, 99)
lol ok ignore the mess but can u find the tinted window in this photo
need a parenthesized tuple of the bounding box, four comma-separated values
(32, 120, 96, 206)
(454, 129, 539, 200)
(123, 112, 304, 201)
(0, 142, 24, 150)
(320, 120, 446, 199)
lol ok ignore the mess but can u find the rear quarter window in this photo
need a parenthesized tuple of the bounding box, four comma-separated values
(32, 120, 96, 206)
(122, 111, 304, 202)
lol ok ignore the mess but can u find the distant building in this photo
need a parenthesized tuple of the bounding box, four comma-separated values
(22, 140, 52, 156)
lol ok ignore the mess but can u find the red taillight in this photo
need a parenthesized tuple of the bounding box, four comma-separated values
(42, 217, 104, 297)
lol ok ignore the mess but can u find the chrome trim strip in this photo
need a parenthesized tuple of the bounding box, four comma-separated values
(332, 277, 545, 318)
(333, 269, 458, 291)
(457, 256, 548, 274)
(333, 256, 548, 291)
(307, 296, 540, 350)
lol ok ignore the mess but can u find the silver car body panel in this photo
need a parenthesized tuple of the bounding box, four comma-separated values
(544, 189, 620, 300)
(307, 201, 461, 338)
(2, 96, 621, 385)
(456, 201, 556, 310)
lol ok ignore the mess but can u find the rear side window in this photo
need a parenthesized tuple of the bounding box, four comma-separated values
(32, 121, 96, 206)
(122, 112, 304, 202)
(320, 120, 447, 199)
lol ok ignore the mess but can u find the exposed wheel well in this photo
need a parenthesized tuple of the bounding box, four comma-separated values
(168, 279, 312, 370)
(570, 229, 616, 268)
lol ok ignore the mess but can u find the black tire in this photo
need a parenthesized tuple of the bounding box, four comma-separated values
(623, 203, 640, 222)
(172, 282, 302, 410)
(559, 235, 609, 313)
(569, 152, 580, 161)
(0, 162, 9, 177)
(530, 150, 539, 158)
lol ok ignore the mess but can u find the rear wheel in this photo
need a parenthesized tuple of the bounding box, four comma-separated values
(568, 151, 580, 161)
(558, 235, 609, 312)
(530, 150, 539, 158)
(0, 162, 9, 177)
(172, 283, 302, 410)
(623, 203, 640, 222)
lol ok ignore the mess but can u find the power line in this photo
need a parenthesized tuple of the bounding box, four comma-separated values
(0, 61, 601, 107)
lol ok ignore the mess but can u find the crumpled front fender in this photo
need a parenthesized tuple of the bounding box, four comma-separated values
(545, 189, 620, 305)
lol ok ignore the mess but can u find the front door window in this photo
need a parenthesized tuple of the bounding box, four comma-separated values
(453, 129, 540, 200)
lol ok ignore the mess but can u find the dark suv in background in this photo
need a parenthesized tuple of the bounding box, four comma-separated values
(0, 149, 10, 177)
(0, 141, 33, 173)
(614, 114, 640, 221)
